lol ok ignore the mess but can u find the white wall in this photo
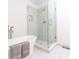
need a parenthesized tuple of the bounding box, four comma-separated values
(8, 0, 36, 38)
(8, 0, 27, 38)
(57, 0, 70, 48)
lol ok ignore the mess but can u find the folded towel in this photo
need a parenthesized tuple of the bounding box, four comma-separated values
(10, 44, 22, 59)
(21, 41, 30, 58)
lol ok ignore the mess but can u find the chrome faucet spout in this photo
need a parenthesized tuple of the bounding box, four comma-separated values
(8, 26, 14, 39)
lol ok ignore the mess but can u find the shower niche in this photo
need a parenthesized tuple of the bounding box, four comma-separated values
(27, 0, 57, 51)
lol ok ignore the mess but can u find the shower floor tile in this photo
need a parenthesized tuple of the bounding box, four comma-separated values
(30, 45, 70, 59)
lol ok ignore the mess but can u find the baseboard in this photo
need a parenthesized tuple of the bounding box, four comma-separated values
(57, 43, 70, 50)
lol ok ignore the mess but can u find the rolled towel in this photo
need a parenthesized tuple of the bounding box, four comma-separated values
(21, 41, 30, 58)
(9, 44, 22, 59)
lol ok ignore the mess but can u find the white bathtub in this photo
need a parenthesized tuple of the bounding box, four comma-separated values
(8, 35, 37, 59)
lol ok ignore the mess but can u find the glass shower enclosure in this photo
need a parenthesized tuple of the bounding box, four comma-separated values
(27, 0, 56, 51)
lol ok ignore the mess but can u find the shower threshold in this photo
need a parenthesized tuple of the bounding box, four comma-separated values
(35, 40, 58, 52)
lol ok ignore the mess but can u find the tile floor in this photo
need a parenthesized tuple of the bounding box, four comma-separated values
(30, 45, 70, 59)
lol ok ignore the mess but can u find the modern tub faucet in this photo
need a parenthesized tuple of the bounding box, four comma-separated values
(8, 26, 14, 39)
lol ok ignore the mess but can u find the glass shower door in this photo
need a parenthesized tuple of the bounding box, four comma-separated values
(48, 0, 57, 47)
(37, 6, 48, 47)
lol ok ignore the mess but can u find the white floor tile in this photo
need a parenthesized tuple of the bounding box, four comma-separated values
(30, 45, 70, 59)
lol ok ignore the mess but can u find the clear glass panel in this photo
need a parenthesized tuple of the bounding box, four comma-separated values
(48, 0, 57, 47)
(27, 6, 38, 36)
(37, 6, 48, 47)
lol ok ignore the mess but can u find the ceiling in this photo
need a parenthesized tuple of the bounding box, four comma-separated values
(29, 0, 48, 5)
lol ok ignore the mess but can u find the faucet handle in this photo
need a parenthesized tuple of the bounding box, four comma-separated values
(10, 26, 14, 29)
